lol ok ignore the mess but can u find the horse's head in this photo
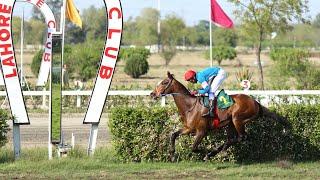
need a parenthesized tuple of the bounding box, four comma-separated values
(150, 71, 175, 100)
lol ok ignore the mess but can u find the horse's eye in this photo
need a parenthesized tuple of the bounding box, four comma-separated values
(162, 81, 169, 85)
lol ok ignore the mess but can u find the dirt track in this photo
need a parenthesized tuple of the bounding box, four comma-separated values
(6, 113, 110, 148)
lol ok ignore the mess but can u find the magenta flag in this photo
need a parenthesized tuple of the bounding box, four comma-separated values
(211, 0, 234, 28)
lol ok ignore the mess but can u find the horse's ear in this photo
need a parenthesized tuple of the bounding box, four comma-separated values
(167, 71, 174, 79)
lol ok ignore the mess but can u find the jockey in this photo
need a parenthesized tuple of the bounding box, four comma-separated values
(184, 67, 226, 117)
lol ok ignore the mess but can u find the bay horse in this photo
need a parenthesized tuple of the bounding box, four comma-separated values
(150, 72, 289, 161)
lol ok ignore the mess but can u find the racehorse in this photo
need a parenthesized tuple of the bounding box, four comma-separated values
(150, 72, 289, 161)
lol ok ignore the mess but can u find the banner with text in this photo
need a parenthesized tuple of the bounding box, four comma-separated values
(0, 0, 29, 124)
(0, 0, 56, 86)
(83, 0, 123, 124)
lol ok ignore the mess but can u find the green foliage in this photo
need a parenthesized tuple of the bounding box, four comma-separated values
(31, 46, 73, 77)
(205, 46, 237, 65)
(0, 110, 10, 148)
(119, 47, 150, 62)
(229, 0, 309, 89)
(69, 41, 104, 81)
(109, 106, 175, 162)
(31, 49, 44, 77)
(161, 14, 186, 46)
(269, 48, 319, 89)
(213, 28, 238, 47)
(124, 54, 149, 78)
(82, 6, 106, 42)
(312, 13, 320, 28)
(109, 104, 320, 162)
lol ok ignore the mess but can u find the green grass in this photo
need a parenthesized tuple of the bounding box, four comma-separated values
(0, 147, 319, 179)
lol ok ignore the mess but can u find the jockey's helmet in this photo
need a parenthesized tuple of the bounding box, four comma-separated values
(184, 69, 196, 81)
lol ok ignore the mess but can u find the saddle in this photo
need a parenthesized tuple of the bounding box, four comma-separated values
(199, 89, 234, 128)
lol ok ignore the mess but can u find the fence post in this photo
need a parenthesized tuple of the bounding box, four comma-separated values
(76, 89, 81, 108)
(161, 96, 166, 107)
(42, 87, 46, 109)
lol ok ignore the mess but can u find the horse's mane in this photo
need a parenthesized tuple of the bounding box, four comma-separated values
(173, 77, 192, 95)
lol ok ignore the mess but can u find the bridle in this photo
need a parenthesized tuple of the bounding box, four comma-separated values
(158, 77, 198, 112)
(159, 78, 174, 97)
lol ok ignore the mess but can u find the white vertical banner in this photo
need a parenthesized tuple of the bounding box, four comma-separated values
(83, 0, 123, 124)
(0, 0, 29, 124)
(0, 0, 56, 86)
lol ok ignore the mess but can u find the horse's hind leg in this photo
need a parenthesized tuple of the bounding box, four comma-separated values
(204, 124, 237, 161)
(233, 119, 248, 142)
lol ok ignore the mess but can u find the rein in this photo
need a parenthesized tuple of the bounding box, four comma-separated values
(158, 78, 198, 113)
(160, 92, 198, 113)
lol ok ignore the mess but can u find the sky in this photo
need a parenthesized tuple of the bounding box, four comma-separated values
(12, 0, 320, 26)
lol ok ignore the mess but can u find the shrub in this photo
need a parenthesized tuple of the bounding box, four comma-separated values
(109, 104, 320, 162)
(31, 49, 44, 77)
(0, 110, 10, 148)
(205, 46, 237, 65)
(124, 53, 149, 78)
(109, 105, 176, 162)
(269, 48, 319, 89)
(119, 47, 150, 62)
(31, 46, 72, 78)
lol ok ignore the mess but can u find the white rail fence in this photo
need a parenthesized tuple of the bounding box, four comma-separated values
(0, 90, 320, 108)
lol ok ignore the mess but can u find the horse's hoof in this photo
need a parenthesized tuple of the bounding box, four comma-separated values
(203, 155, 210, 161)
(170, 155, 176, 162)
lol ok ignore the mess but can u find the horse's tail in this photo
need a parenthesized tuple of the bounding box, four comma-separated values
(257, 102, 291, 129)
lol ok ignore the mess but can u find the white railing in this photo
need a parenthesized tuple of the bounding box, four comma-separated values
(0, 90, 319, 108)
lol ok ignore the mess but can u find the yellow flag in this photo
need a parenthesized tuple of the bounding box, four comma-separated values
(66, 0, 82, 28)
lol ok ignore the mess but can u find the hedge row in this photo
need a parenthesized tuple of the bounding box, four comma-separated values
(109, 104, 320, 162)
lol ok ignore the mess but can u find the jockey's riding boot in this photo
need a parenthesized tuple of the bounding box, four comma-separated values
(202, 99, 214, 117)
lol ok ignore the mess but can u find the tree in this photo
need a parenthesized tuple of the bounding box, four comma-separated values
(161, 14, 186, 47)
(269, 48, 319, 89)
(122, 17, 138, 45)
(194, 20, 211, 46)
(313, 13, 320, 28)
(229, 0, 309, 89)
(69, 41, 104, 81)
(213, 28, 238, 47)
(135, 8, 159, 46)
(82, 6, 106, 42)
(31, 0, 62, 23)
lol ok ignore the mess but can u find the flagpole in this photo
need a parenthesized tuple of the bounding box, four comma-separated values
(61, 0, 67, 67)
(209, 1, 213, 67)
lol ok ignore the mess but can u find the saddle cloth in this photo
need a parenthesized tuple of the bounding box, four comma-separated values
(199, 89, 234, 128)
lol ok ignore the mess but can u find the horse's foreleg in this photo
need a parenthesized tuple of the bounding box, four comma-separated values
(170, 128, 190, 161)
(191, 131, 206, 153)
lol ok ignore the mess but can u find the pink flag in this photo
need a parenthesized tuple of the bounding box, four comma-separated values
(211, 0, 234, 28)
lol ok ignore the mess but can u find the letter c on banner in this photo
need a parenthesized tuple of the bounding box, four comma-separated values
(83, 0, 123, 124)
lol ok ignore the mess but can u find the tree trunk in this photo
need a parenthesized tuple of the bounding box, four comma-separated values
(256, 31, 265, 90)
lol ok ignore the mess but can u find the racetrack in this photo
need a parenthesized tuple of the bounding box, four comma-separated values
(6, 113, 110, 148)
